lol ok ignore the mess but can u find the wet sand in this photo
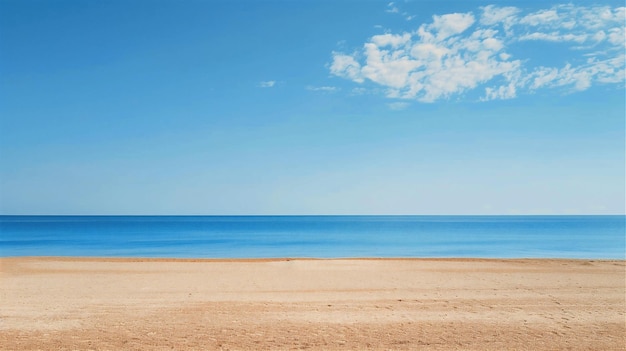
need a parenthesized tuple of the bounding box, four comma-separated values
(1, 257, 624, 350)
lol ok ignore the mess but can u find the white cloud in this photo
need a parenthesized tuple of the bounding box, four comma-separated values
(528, 55, 626, 92)
(386, 2, 416, 22)
(360, 42, 422, 89)
(306, 86, 339, 92)
(483, 81, 517, 101)
(386, 2, 399, 14)
(592, 30, 607, 42)
(258, 81, 276, 88)
(371, 33, 411, 48)
(428, 13, 475, 41)
(480, 5, 519, 29)
(330, 52, 364, 83)
(330, 4, 625, 102)
(576, 5, 625, 30)
(519, 32, 588, 43)
(530, 67, 560, 89)
(519, 9, 559, 27)
(607, 27, 625, 46)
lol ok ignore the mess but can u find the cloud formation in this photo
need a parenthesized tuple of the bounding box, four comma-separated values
(258, 81, 276, 88)
(330, 4, 625, 102)
(385, 1, 416, 21)
(306, 85, 339, 92)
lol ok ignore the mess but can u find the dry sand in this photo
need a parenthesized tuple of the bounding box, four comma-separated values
(1, 257, 624, 350)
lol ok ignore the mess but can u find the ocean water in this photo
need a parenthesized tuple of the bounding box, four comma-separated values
(0, 215, 624, 259)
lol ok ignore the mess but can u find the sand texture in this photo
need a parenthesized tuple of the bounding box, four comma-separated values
(1, 257, 624, 350)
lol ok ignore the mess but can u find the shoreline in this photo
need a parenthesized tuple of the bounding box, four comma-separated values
(2, 257, 624, 350)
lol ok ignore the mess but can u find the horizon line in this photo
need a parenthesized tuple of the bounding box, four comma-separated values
(1, 214, 624, 217)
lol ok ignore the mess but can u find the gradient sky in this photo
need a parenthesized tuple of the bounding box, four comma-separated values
(1, 0, 624, 215)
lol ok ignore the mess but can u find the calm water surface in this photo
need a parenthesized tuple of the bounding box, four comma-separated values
(0, 216, 624, 259)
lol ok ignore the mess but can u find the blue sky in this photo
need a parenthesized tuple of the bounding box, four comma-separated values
(0, 0, 624, 215)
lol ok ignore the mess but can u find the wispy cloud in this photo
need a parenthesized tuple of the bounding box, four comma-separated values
(306, 86, 339, 92)
(351, 87, 368, 96)
(386, 1, 416, 21)
(387, 102, 410, 110)
(385, 2, 399, 14)
(331, 4, 625, 102)
(258, 80, 276, 88)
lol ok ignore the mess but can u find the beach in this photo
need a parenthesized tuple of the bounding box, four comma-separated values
(1, 258, 624, 350)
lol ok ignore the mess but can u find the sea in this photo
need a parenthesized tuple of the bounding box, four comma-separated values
(0, 215, 624, 259)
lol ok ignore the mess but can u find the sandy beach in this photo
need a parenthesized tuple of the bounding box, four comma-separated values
(1, 258, 624, 350)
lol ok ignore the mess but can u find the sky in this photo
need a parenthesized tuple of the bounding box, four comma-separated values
(0, 0, 624, 215)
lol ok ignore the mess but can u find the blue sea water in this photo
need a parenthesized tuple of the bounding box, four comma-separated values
(0, 216, 624, 259)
